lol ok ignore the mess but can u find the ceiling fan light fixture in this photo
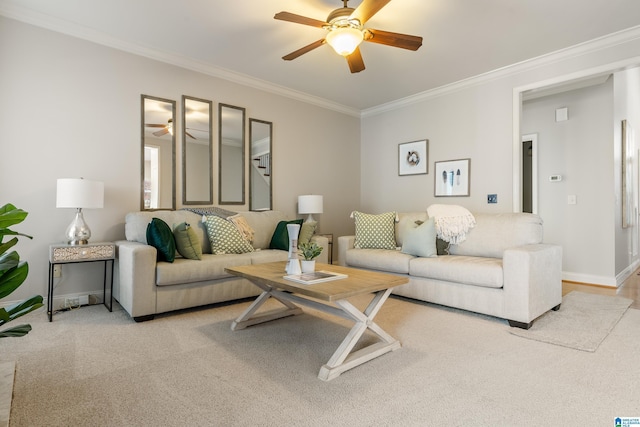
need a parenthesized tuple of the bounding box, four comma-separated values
(326, 26, 363, 56)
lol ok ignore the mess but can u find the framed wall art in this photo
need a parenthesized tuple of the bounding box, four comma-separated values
(434, 158, 470, 197)
(398, 139, 428, 176)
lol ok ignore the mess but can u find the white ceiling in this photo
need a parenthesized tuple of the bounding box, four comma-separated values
(2, 0, 640, 111)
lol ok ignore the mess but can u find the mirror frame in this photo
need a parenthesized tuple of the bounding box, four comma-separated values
(141, 94, 176, 211)
(182, 95, 213, 205)
(249, 118, 273, 211)
(218, 103, 246, 205)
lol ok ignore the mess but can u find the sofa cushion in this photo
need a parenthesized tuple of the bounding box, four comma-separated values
(345, 248, 413, 274)
(204, 215, 254, 255)
(353, 211, 397, 250)
(155, 253, 253, 286)
(146, 218, 176, 262)
(240, 210, 288, 250)
(401, 218, 437, 258)
(173, 222, 202, 260)
(448, 213, 543, 258)
(269, 219, 304, 251)
(409, 255, 503, 288)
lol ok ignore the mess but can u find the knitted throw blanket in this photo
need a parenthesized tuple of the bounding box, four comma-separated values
(426, 204, 476, 244)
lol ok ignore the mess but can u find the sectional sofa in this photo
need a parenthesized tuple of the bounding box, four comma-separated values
(338, 211, 562, 329)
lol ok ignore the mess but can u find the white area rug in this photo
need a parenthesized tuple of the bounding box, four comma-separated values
(510, 291, 632, 352)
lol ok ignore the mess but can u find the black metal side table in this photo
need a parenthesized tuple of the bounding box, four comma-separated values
(48, 242, 115, 322)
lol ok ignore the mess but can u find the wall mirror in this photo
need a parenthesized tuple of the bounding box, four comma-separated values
(218, 103, 245, 205)
(182, 96, 213, 205)
(141, 95, 176, 210)
(249, 119, 272, 211)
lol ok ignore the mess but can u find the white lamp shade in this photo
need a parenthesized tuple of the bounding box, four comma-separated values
(298, 195, 323, 214)
(56, 178, 104, 209)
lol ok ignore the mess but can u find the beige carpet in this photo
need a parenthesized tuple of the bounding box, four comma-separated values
(2, 295, 639, 426)
(509, 291, 633, 352)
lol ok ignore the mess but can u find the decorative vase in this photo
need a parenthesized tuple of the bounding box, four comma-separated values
(301, 260, 315, 273)
(285, 223, 302, 275)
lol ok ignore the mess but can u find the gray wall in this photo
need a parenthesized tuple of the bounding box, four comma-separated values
(0, 17, 360, 303)
(359, 31, 640, 286)
(522, 80, 616, 283)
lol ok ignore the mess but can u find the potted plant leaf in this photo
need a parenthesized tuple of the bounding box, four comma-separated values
(299, 241, 323, 273)
(0, 203, 43, 338)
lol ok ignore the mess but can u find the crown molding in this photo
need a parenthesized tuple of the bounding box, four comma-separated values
(0, 4, 361, 118)
(361, 25, 640, 118)
(3, 3, 640, 120)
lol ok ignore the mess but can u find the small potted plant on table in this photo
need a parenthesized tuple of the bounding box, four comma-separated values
(299, 241, 323, 273)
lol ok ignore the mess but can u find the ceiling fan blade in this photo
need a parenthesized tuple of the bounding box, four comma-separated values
(186, 131, 196, 140)
(152, 128, 169, 137)
(346, 47, 365, 73)
(364, 29, 423, 51)
(274, 12, 328, 28)
(350, 0, 391, 25)
(146, 124, 166, 128)
(282, 39, 326, 61)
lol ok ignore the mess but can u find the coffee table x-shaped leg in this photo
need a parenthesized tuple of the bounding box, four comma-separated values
(231, 281, 400, 381)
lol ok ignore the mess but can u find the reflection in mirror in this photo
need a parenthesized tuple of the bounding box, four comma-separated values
(219, 104, 245, 205)
(182, 96, 213, 205)
(142, 95, 176, 210)
(249, 119, 272, 211)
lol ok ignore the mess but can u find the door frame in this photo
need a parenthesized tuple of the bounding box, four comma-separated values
(521, 133, 538, 214)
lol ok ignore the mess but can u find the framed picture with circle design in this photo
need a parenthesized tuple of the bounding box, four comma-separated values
(398, 139, 428, 176)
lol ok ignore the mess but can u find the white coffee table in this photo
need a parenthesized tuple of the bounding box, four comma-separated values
(225, 262, 408, 381)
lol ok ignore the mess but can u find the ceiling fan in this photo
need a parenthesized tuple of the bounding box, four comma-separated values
(274, 0, 422, 73)
(146, 119, 196, 139)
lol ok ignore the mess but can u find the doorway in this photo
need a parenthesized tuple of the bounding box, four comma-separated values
(521, 134, 538, 214)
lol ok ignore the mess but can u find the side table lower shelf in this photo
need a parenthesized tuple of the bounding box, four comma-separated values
(48, 242, 115, 322)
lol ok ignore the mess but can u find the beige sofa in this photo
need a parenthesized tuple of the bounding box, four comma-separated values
(338, 212, 562, 329)
(114, 210, 328, 321)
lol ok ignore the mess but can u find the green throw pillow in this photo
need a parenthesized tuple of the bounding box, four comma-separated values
(146, 218, 176, 262)
(401, 218, 438, 257)
(203, 216, 254, 255)
(353, 211, 396, 250)
(269, 219, 304, 251)
(173, 222, 202, 260)
(298, 221, 317, 246)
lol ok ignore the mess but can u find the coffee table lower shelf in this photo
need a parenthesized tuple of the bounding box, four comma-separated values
(226, 263, 405, 381)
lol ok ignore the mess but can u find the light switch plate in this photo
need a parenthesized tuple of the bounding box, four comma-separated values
(487, 194, 498, 204)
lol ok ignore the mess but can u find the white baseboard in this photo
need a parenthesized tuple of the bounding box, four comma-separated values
(0, 292, 104, 312)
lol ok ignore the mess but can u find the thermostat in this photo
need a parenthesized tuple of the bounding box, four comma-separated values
(549, 175, 563, 182)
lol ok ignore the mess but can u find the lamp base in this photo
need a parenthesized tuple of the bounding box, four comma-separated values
(65, 208, 92, 245)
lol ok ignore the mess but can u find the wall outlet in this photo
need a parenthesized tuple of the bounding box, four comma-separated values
(64, 297, 80, 308)
(53, 265, 62, 278)
(487, 194, 498, 204)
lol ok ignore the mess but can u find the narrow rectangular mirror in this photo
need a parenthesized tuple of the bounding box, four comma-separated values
(218, 103, 245, 205)
(249, 119, 272, 211)
(141, 95, 176, 210)
(182, 96, 213, 205)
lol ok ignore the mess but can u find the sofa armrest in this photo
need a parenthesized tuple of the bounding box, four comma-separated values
(310, 235, 329, 264)
(337, 235, 355, 266)
(114, 240, 158, 319)
(503, 243, 563, 324)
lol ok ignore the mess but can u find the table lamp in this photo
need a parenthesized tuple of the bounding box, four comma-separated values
(56, 178, 104, 245)
(298, 195, 323, 223)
